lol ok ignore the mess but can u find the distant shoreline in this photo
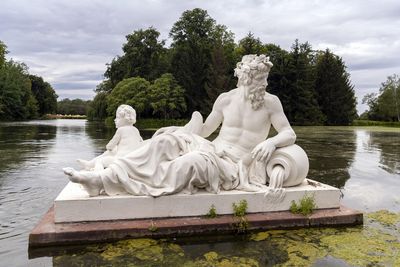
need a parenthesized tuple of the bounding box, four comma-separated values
(43, 114, 87, 119)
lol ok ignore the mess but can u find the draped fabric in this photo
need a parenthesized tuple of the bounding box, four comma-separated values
(100, 131, 261, 196)
(98, 129, 307, 197)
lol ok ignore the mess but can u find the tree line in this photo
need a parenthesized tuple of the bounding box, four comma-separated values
(361, 74, 400, 122)
(0, 41, 58, 120)
(0, 40, 93, 120)
(89, 8, 357, 125)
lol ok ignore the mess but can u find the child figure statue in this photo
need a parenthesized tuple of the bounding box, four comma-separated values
(77, 104, 143, 171)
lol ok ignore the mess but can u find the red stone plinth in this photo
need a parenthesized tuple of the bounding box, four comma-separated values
(29, 205, 363, 248)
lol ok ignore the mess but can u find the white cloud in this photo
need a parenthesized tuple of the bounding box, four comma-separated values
(1, 0, 400, 113)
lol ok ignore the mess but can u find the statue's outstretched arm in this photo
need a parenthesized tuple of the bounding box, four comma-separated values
(251, 96, 296, 162)
(200, 93, 228, 138)
(106, 128, 122, 151)
(268, 96, 296, 148)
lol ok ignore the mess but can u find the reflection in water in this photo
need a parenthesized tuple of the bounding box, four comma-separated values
(294, 126, 356, 188)
(0, 120, 102, 267)
(344, 129, 400, 212)
(0, 121, 399, 266)
(0, 123, 57, 181)
(367, 131, 400, 174)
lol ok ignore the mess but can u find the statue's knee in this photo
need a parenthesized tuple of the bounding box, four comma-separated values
(182, 151, 207, 165)
(152, 135, 173, 148)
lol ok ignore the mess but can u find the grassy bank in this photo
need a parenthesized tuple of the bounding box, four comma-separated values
(44, 114, 87, 119)
(135, 118, 189, 129)
(352, 120, 400, 127)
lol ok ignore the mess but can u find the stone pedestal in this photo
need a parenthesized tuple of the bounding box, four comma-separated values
(54, 179, 340, 223)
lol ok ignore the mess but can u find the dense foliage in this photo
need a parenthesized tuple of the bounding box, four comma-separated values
(91, 8, 357, 125)
(0, 41, 58, 120)
(29, 75, 58, 116)
(57, 98, 91, 115)
(362, 74, 400, 122)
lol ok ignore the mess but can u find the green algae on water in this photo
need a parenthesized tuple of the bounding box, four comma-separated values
(250, 231, 269, 241)
(53, 210, 400, 267)
(367, 210, 400, 226)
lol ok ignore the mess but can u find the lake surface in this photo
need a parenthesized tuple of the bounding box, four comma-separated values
(0, 119, 399, 266)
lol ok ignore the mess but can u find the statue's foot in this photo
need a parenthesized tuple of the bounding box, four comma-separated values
(182, 111, 203, 134)
(63, 167, 102, 196)
(77, 159, 93, 170)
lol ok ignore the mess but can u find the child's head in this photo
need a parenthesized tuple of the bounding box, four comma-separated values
(115, 105, 136, 127)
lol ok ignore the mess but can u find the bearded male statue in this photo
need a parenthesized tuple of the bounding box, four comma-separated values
(63, 55, 308, 197)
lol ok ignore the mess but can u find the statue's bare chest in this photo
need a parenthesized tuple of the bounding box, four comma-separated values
(223, 98, 271, 132)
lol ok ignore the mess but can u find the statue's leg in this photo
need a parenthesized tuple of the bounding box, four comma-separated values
(167, 151, 220, 193)
(76, 159, 94, 170)
(63, 167, 103, 196)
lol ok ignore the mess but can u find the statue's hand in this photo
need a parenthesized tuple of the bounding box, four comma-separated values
(153, 126, 180, 138)
(251, 139, 276, 162)
(106, 143, 114, 151)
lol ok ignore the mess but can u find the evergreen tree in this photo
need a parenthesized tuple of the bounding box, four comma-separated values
(315, 50, 357, 125)
(169, 8, 219, 115)
(264, 43, 291, 102)
(282, 40, 324, 125)
(235, 32, 267, 61)
(0, 41, 7, 67)
(204, 25, 236, 113)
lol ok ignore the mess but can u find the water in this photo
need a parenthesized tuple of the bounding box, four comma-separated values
(0, 120, 398, 266)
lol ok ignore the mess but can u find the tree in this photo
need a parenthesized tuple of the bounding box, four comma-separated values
(148, 73, 186, 119)
(0, 41, 7, 67)
(104, 27, 168, 88)
(264, 43, 291, 100)
(204, 25, 236, 113)
(315, 49, 357, 125)
(0, 60, 37, 120)
(281, 40, 325, 125)
(106, 77, 150, 119)
(87, 92, 109, 120)
(169, 8, 220, 115)
(29, 75, 58, 116)
(57, 98, 91, 115)
(363, 74, 400, 121)
(235, 32, 267, 61)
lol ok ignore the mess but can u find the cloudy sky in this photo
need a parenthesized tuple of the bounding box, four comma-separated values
(1, 0, 400, 113)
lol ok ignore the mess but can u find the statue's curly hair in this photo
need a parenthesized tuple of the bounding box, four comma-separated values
(116, 104, 136, 124)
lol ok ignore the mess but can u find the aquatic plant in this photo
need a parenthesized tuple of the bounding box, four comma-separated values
(366, 210, 400, 226)
(52, 210, 400, 267)
(205, 204, 217, 218)
(233, 199, 248, 217)
(289, 193, 316, 216)
(148, 221, 158, 232)
(232, 199, 249, 233)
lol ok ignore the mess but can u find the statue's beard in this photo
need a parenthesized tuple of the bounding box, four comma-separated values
(237, 74, 266, 110)
(247, 86, 266, 110)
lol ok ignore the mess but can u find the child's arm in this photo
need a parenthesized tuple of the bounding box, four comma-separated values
(134, 127, 143, 142)
(106, 129, 121, 151)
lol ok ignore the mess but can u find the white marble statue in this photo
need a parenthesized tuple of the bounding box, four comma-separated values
(77, 104, 143, 171)
(63, 54, 309, 197)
